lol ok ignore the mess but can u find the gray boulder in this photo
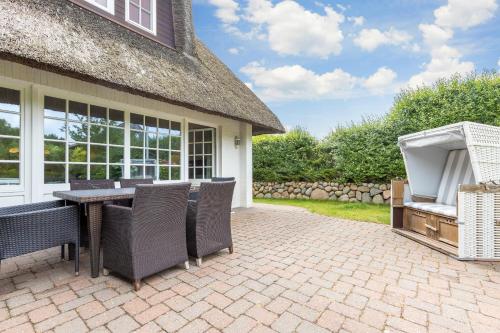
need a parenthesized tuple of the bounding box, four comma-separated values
(310, 189, 329, 200)
(372, 194, 384, 204)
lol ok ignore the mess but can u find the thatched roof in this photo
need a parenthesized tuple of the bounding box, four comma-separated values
(0, 0, 284, 135)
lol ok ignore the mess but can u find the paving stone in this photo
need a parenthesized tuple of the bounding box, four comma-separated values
(206, 292, 233, 309)
(76, 300, 106, 320)
(28, 304, 59, 323)
(86, 308, 125, 329)
(317, 310, 344, 331)
(134, 321, 162, 333)
(58, 295, 94, 312)
(359, 307, 386, 330)
(270, 312, 302, 333)
(107, 315, 140, 333)
(387, 316, 427, 333)
(402, 306, 427, 326)
(0, 315, 29, 332)
(3, 322, 35, 333)
(296, 320, 330, 333)
(343, 318, 381, 333)
(51, 290, 78, 305)
(246, 305, 277, 325)
(7, 293, 35, 309)
(34, 310, 78, 332)
(223, 315, 257, 333)
(180, 300, 212, 321)
(54, 317, 88, 333)
(201, 308, 234, 329)
(11, 298, 51, 316)
(103, 292, 136, 309)
(164, 295, 192, 312)
(155, 311, 188, 332)
(134, 304, 169, 325)
(122, 298, 150, 316)
(225, 299, 254, 317)
(177, 318, 210, 333)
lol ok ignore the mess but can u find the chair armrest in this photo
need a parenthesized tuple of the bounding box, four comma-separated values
(0, 200, 65, 216)
(0, 205, 78, 222)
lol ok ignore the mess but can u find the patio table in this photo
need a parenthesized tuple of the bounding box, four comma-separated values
(54, 186, 199, 278)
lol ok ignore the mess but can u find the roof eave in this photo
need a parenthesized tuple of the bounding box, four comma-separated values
(0, 51, 284, 135)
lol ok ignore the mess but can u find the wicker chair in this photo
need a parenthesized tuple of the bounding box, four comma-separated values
(102, 183, 191, 290)
(211, 177, 235, 182)
(70, 179, 117, 249)
(186, 181, 236, 266)
(70, 179, 115, 190)
(189, 177, 235, 201)
(119, 178, 154, 188)
(0, 201, 80, 275)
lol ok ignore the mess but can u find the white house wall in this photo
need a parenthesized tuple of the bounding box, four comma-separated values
(0, 60, 253, 208)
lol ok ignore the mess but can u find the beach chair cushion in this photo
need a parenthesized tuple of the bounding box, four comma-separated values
(404, 202, 457, 218)
(436, 149, 475, 206)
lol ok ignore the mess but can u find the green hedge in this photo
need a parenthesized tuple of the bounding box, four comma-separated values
(253, 72, 500, 183)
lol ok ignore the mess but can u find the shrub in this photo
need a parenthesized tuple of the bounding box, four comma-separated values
(252, 128, 329, 182)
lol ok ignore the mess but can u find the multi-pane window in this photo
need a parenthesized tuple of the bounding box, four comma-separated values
(126, 0, 156, 34)
(43, 96, 125, 184)
(0, 87, 21, 186)
(85, 0, 114, 14)
(129, 113, 181, 181)
(188, 127, 215, 180)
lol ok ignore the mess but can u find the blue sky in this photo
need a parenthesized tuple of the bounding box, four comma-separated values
(192, 0, 500, 137)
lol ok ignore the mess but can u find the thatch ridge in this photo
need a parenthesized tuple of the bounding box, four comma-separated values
(0, 0, 284, 134)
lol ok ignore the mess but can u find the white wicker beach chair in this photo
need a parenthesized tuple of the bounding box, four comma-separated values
(391, 122, 500, 260)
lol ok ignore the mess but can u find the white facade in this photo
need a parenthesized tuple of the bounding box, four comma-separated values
(0, 60, 253, 208)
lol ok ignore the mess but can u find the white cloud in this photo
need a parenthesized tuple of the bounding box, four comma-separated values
(362, 67, 398, 94)
(353, 27, 413, 52)
(406, 0, 495, 88)
(243, 0, 345, 58)
(240, 62, 397, 101)
(418, 24, 453, 47)
(408, 46, 474, 87)
(348, 16, 365, 26)
(434, 0, 498, 30)
(228, 47, 240, 55)
(208, 0, 240, 24)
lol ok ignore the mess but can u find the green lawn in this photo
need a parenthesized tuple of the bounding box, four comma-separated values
(254, 198, 390, 225)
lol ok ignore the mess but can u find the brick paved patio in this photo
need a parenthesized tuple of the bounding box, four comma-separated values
(1, 203, 500, 332)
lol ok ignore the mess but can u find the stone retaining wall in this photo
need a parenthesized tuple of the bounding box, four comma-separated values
(253, 181, 392, 204)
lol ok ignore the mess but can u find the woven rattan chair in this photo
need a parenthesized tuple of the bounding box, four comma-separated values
(119, 178, 154, 188)
(0, 201, 80, 275)
(70, 179, 117, 249)
(211, 177, 235, 182)
(70, 179, 115, 190)
(189, 177, 235, 201)
(102, 183, 191, 290)
(119, 178, 154, 207)
(186, 181, 236, 266)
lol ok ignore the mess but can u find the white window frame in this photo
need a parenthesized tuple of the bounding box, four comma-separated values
(187, 120, 218, 183)
(0, 82, 25, 193)
(125, 0, 157, 35)
(84, 0, 115, 15)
